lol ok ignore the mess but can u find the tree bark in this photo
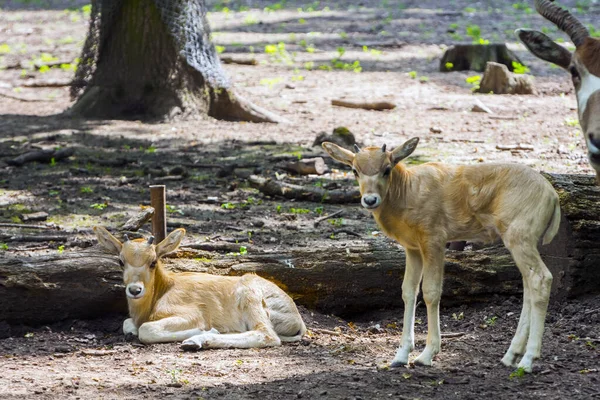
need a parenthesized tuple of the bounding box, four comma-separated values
(68, 0, 283, 122)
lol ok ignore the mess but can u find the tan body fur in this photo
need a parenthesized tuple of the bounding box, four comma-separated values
(94, 227, 306, 349)
(323, 138, 560, 373)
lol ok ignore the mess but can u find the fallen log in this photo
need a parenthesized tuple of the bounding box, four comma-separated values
(248, 175, 360, 204)
(220, 55, 258, 65)
(0, 173, 598, 325)
(7, 147, 75, 167)
(120, 207, 154, 231)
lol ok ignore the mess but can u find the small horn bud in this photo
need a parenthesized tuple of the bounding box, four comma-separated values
(382, 144, 386, 152)
(123, 234, 130, 242)
(147, 236, 154, 245)
(353, 144, 360, 153)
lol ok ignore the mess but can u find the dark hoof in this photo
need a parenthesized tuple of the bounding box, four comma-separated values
(390, 361, 407, 368)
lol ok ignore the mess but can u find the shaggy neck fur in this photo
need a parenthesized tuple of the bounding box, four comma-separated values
(128, 261, 173, 327)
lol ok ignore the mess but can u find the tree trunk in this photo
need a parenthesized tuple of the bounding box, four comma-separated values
(1, 174, 598, 325)
(69, 0, 283, 122)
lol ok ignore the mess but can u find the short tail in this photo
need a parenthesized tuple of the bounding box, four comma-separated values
(278, 323, 307, 343)
(542, 198, 561, 245)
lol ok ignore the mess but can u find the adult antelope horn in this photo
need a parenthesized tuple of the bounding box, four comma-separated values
(382, 144, 386, 152)
(535, 0, 589, 47)
(123, 234, 130, 242)
(353, 144, 361, 153)
(148, 236, 154, 245)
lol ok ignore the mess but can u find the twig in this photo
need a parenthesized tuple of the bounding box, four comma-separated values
(441, 332, 466, 339)
(583, 308, 600, 316)
(312, 327, 354, 339)
(0, 90, 53, 102)
(314, 210, 344, 227)
(1, 235, 68, 242)
(220, 55, 258, 65)
(333, 229, 361, 238)
(20, 78, 72, 88)
(0, 223, 51, 230)
(225, 225, 245, 232)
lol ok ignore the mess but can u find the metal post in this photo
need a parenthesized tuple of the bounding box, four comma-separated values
(150, 185, 167, 243)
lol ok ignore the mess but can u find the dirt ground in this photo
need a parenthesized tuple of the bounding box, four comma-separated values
(1, 0, 599, 399)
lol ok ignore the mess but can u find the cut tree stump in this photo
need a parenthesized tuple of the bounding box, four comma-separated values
(440, 44, 523, 72)
(1, 173, 599, 325)
(477, 62, 535, 95)
(283, 157, 328, 175)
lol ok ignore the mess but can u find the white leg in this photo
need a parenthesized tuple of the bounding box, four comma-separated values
(504, 242, 553, 372)
(181, 329, 280, 350)
(501, 275, 531, 367)
(137, 316, 210, 344)
(517, 250, 552, 372)
(123, 318, 138, 336)
(414, 247, 445, 366)
(391, 249, 423, 367)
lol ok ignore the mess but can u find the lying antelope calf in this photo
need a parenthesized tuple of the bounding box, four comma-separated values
(322, 138, 560, 372)
(94, 226, 306, 349)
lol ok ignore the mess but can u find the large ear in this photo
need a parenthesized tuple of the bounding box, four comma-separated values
(155, 228, 185, 258)
(391, 137, 419, 165)
(94, 226, 123, 254)
(321, 142, 355, 166)
(516, 29, 572, 69)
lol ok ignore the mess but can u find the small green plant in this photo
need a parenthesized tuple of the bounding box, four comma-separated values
(276, 205, 282, 213)
(290, 208, 311, 214)
(512, 61, 530, 74)
(408, 70, 417, 79)
(337, 46, 346, 58)
(485, 316, 498, 326)
(419, 76, 429, 83)
(0, 243, 8, 251)
(221, 202, 236, 210)
(24, 332, 34, 338)
(314, 206, 324, 215)
(339, 31, 348, 39)
(57, 245, 65, 254)
(452, 312, 464, 321)
(465, 75, 481, 91)
(244, 14, 259, 25)
(145, 146, 156, 154)
(565, 117, 579, 127)
(445, 62, 454, 70)
(215, 45, 226, 54)
(239, 246, 248, 255)
(260, 77, 283, 88)
(166, 204, 184, 215)
(0, 44, 11, 54)
(509, 367, 527, 379)
(80, 186, 93, 194)
(328, 218, 344, 226)
(90, 203, 107, 210)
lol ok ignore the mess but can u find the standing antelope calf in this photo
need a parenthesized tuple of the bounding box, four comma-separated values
(322, 138, 560, 372)
(517, 0, 600, 183)
(94, 226, 306, 349)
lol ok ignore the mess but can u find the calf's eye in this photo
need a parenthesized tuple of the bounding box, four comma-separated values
(150, 260, 157, 269)
(118, 259, 124, 267)
(352, 169, 359, 178)
(383, 166, 392, 177)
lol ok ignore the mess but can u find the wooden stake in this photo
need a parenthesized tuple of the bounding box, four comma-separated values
(150, 185, 167, 243)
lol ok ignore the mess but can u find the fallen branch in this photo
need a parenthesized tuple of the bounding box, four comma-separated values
(20, 78, 72, 88)
(441, 332, 467, 339)
(7, 147, 75, 167)
(183, 242, 251, 253)
(496, 144, 535, 151)
(0, 90, 54, 102)
(248, 175, 360, 204)
(331, 99, 396, 111)
(0, 223, 51, 230)
(1, 234, 68, 242)
(220, 55, 258, 65)
(121, 208, 155, 231)
(333, 229, 361, 238)
(314, 210, 344, 227)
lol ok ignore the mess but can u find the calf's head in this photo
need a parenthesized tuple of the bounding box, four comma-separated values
(322, 137, 419, 211)
(517, 0, 600, 181)
(94, 227, 185, 299)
